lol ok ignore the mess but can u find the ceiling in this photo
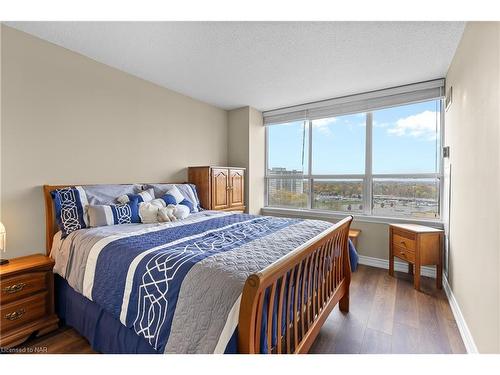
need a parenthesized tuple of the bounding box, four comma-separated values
(5, 22, 465, 111)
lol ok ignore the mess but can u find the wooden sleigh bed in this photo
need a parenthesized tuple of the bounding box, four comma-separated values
(44, 184, 352, 354)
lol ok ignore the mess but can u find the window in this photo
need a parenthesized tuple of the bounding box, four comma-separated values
(372, 101, 440, 174)
(311, 114, 366, 175)
(265, 90, 443, 220)
(312, 179, 364, 213)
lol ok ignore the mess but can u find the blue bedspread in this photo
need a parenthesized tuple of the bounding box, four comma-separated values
(52, 211, 357, 353)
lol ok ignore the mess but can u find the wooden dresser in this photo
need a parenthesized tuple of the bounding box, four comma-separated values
(188, 166, 246, 212)
(0, 254, 59, 348)
(389, 223, 443, 291)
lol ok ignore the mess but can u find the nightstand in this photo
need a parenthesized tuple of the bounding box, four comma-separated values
(0, 254, 59, 348)
(389, 224, 443, 291)
(349, 229, 361, 248)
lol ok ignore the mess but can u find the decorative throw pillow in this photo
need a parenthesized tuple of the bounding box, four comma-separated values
(179, 199, 194, 212)
(149, 198, 166, 208)
(138, 202, 160, 224)
(158, 206, 176, 222)
(144, 183, 201, 212)
(87, 198, 140, 227)
(182, 184, 202, 212)
(117, 188, 155, 204)
(160, 186, 185, 206)
(172, 204, 190, 220)
(51, 186, 89, 238)
(160, 194, 177, 206)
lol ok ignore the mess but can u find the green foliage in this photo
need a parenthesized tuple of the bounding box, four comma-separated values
(373, 180, 437, 199)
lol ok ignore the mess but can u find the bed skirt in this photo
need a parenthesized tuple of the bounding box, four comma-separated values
(55, 274, 158, 353)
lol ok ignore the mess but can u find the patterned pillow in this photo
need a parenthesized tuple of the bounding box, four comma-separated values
(179, 199, 194, 212)
(87, 198, 141, 227)
(145, 183, 201, 212)
(160, 186, 184, 206)
(51, 186, 89, 238)
(185, 183, 202, 212)
(116, 188, 155, 204)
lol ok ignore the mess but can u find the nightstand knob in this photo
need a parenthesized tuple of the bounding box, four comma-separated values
(3, 282, 27, 294)
(4, 308, 26, 321)
(400, 241, 407, 247)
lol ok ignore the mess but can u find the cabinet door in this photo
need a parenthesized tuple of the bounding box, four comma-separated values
(229, 169, 245, 207)
(211, 168, 229, 210)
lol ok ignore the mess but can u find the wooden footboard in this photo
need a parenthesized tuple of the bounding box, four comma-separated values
(238, 216, 353, 354)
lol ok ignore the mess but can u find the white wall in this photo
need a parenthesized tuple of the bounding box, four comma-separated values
(0, 26, 228, 257)
(227, 106, 264, 214)
(248, 107, 265, 213)
(0, 24, 2, 223)
(228, 107, 250, 208)
(445, 22, 500, 353)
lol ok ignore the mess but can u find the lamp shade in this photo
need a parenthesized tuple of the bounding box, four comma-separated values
(0, 222, 5, 252)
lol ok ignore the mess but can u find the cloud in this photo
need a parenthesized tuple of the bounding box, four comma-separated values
(387, 110, 439, 141)
(312, 117, 337, 136)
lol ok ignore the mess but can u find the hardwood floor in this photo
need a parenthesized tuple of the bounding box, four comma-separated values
(309, 265, 466, 354)
(9, 265, 465, 354)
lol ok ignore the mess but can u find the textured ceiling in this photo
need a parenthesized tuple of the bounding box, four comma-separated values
(5, 22, 465, 111)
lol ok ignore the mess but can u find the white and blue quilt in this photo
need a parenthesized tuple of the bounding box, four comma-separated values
(51, 211, 335, 353)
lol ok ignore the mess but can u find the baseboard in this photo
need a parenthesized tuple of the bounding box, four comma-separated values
(357, 255, 436, 278)
(442, 277, 479, 354)
(357, 254, 478, 353)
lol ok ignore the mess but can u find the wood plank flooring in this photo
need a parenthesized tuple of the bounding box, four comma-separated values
(10, 265, 465, 354)
(309, 265, 466, 354)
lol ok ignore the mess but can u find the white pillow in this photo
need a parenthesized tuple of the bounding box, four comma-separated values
(150, 198, 166, 208)
(165, 186, 185, 204)
(139, 202, 159, 224)
(173, 204, 190, 220)
(158, 206, 176, 222)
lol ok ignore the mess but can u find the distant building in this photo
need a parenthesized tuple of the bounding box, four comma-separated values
(268, 167, 304, 195)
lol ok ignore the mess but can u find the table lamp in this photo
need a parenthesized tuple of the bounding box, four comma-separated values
(0, 222, 8, 265)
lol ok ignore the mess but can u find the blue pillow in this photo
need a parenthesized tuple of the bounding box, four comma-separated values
(112, 197, 141, 224)
(161, 194, 177, 206)
(179, 199, 194, 213)
(51, 186, 89, 238)
(117, 188, 155, 204)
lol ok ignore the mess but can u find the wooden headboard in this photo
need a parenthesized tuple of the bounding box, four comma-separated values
(43, 183, 183, 256)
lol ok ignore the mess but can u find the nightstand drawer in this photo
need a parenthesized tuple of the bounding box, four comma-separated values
(393, 244, 415, 263)
(1, 292, 48, 333)
(392, 233, 416, 251)
(1, 272, 48, 303)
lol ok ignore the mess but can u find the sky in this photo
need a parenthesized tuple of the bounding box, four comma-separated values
(267, 100, 440, 175)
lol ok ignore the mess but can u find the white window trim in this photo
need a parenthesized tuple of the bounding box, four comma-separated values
(264, 99, 444, 222)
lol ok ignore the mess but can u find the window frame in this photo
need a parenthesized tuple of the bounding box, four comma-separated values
(264, 99, 444, 222)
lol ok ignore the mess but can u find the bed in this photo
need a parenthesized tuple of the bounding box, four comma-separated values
(44, 184, 353, 354)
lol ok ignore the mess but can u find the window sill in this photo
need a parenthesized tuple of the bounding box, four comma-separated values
(261, 206, 444, 228)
